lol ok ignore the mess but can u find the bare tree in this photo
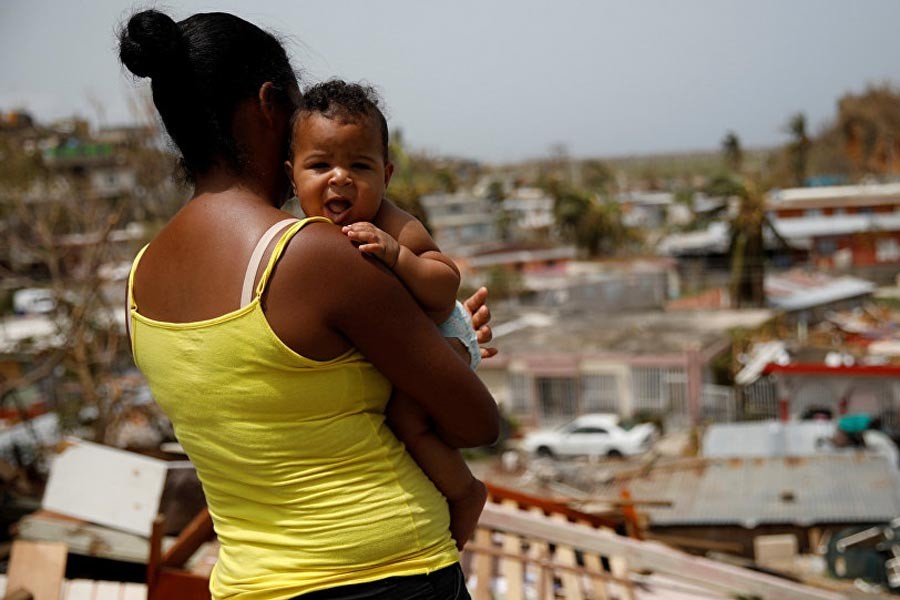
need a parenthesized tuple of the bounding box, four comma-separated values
(1, 109, 175, 449)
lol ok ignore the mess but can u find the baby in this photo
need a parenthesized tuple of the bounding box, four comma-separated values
(284, 80, 487, 549)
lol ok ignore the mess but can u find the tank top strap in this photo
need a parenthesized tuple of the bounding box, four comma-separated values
(254, 216, 333, 299)
(126, 243, 150, 345)
(127, 244, 150, 312)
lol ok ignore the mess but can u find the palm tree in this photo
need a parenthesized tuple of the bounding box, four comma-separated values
(785, 113, 811, 186)
(706, 175, 794, 308)
(722, 131, 744, 173)
(728, 179, 766, 307)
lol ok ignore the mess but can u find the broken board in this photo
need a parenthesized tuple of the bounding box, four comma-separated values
(42, 439, 168, 536)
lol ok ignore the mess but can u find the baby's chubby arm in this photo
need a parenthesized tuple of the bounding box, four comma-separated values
(343, 201, 460, 323)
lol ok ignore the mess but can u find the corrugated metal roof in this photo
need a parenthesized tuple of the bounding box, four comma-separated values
(765, 272, 875, 311)
(770, 183, 900, 204)
(703, 420, 834, 457)
(599, 455, 900, 527)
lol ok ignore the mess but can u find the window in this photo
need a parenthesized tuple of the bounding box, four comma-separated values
(536, 377, 577, 423)
(876, 238, 900, 262)
(631, 367, 687, 415)
(582, 373, 620, 413)
(509, 372, 533, 415)
(816, 239, 838, 256)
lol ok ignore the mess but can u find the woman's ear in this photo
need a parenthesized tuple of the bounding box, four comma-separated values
(258, 81, 279, 127)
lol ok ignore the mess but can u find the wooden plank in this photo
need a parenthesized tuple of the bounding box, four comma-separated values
(6, 541, 66, 600)
(552, 514, 584, 600)
(185, 541, 218, 577)
(486, 482, 618, 529)
(528, 508, 554, 600)
(645, 533, 744, 554)
(463, 543, 631, 585)
(93, 581, 122, 600)
(582, 552, 609, 600)
(62, 580, 95, 600)
(479, 503, 844, 600)
(500, 500, 525, 600)
(472, 528, 493, 600)
(148, 514, 166, 593)
(42, 439, 168, 536)
(162, 507, 213, 568)
(121, 583, 148, 600)
(152, 570, 211, 600)
(576, 519, 609, 600)
(610, 556, 635, 600)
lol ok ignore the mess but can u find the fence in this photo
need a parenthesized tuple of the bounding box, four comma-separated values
(700, 383, 737, 423)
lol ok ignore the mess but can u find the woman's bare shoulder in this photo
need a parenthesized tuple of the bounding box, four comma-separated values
(278, 220, 395, 298)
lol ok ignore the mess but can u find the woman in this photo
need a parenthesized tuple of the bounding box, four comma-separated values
(119, 9, 498, 600)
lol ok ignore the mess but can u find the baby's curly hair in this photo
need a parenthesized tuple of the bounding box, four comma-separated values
(292, 79, 389, 160)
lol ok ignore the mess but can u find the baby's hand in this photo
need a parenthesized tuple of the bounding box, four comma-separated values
(342, 222, 400, 268)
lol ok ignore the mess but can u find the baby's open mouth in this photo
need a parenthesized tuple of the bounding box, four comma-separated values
(324, 199, 352, 222)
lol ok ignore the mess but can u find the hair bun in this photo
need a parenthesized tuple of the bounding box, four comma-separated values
(119, 10, 185, 79)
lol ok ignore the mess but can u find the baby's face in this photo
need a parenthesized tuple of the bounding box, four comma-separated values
(286, 113, 392, 226)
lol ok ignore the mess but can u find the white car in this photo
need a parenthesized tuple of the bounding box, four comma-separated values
(521, 413, 657, 459)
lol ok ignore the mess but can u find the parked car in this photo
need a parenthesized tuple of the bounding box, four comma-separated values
(520, 413, 657, 459)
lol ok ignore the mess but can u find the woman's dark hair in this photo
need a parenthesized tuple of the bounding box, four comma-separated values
(293, 80, 389, 161)
(118, 10, 298, 180)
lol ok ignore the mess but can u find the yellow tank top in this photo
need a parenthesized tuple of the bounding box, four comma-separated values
(128, 217, 457, 599)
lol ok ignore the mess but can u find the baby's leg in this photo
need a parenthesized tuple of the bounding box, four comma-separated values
(387, 391, 487, 551)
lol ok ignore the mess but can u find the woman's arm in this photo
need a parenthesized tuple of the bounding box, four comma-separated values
(277, 223, 499, 447)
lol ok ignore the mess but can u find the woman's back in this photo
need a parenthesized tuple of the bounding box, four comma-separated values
(130, 218, 458, 598)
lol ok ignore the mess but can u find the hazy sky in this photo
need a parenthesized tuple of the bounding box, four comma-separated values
(3, 1, 900, 163)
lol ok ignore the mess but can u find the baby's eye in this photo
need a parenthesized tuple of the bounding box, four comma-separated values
(308, 162, 330, 170)
(353, 163, 371, 170)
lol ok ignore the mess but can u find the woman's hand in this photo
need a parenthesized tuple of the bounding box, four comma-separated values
(463, 287, 498, 359)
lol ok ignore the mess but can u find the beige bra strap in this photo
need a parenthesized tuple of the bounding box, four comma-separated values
(240, 218, 300, 308)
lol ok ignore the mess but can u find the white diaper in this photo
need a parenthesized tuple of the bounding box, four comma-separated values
(438, 301, 481, 370)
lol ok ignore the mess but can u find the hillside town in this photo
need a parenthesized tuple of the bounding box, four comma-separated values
(1, 79, 900, 598)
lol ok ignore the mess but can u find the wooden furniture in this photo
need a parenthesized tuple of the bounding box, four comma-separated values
(147, 508, 214, 600)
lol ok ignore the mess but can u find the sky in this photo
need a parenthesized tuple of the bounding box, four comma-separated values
(3, 1, 900, 163)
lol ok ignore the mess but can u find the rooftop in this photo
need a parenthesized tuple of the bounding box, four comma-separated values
(597, 454, 900, 527)
(487, 306, 772, 357)
(770, 183, 900, 207)
(765, 270, 876, 312)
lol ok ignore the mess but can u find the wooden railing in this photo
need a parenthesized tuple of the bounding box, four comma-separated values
(465, 501, 846, 600)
